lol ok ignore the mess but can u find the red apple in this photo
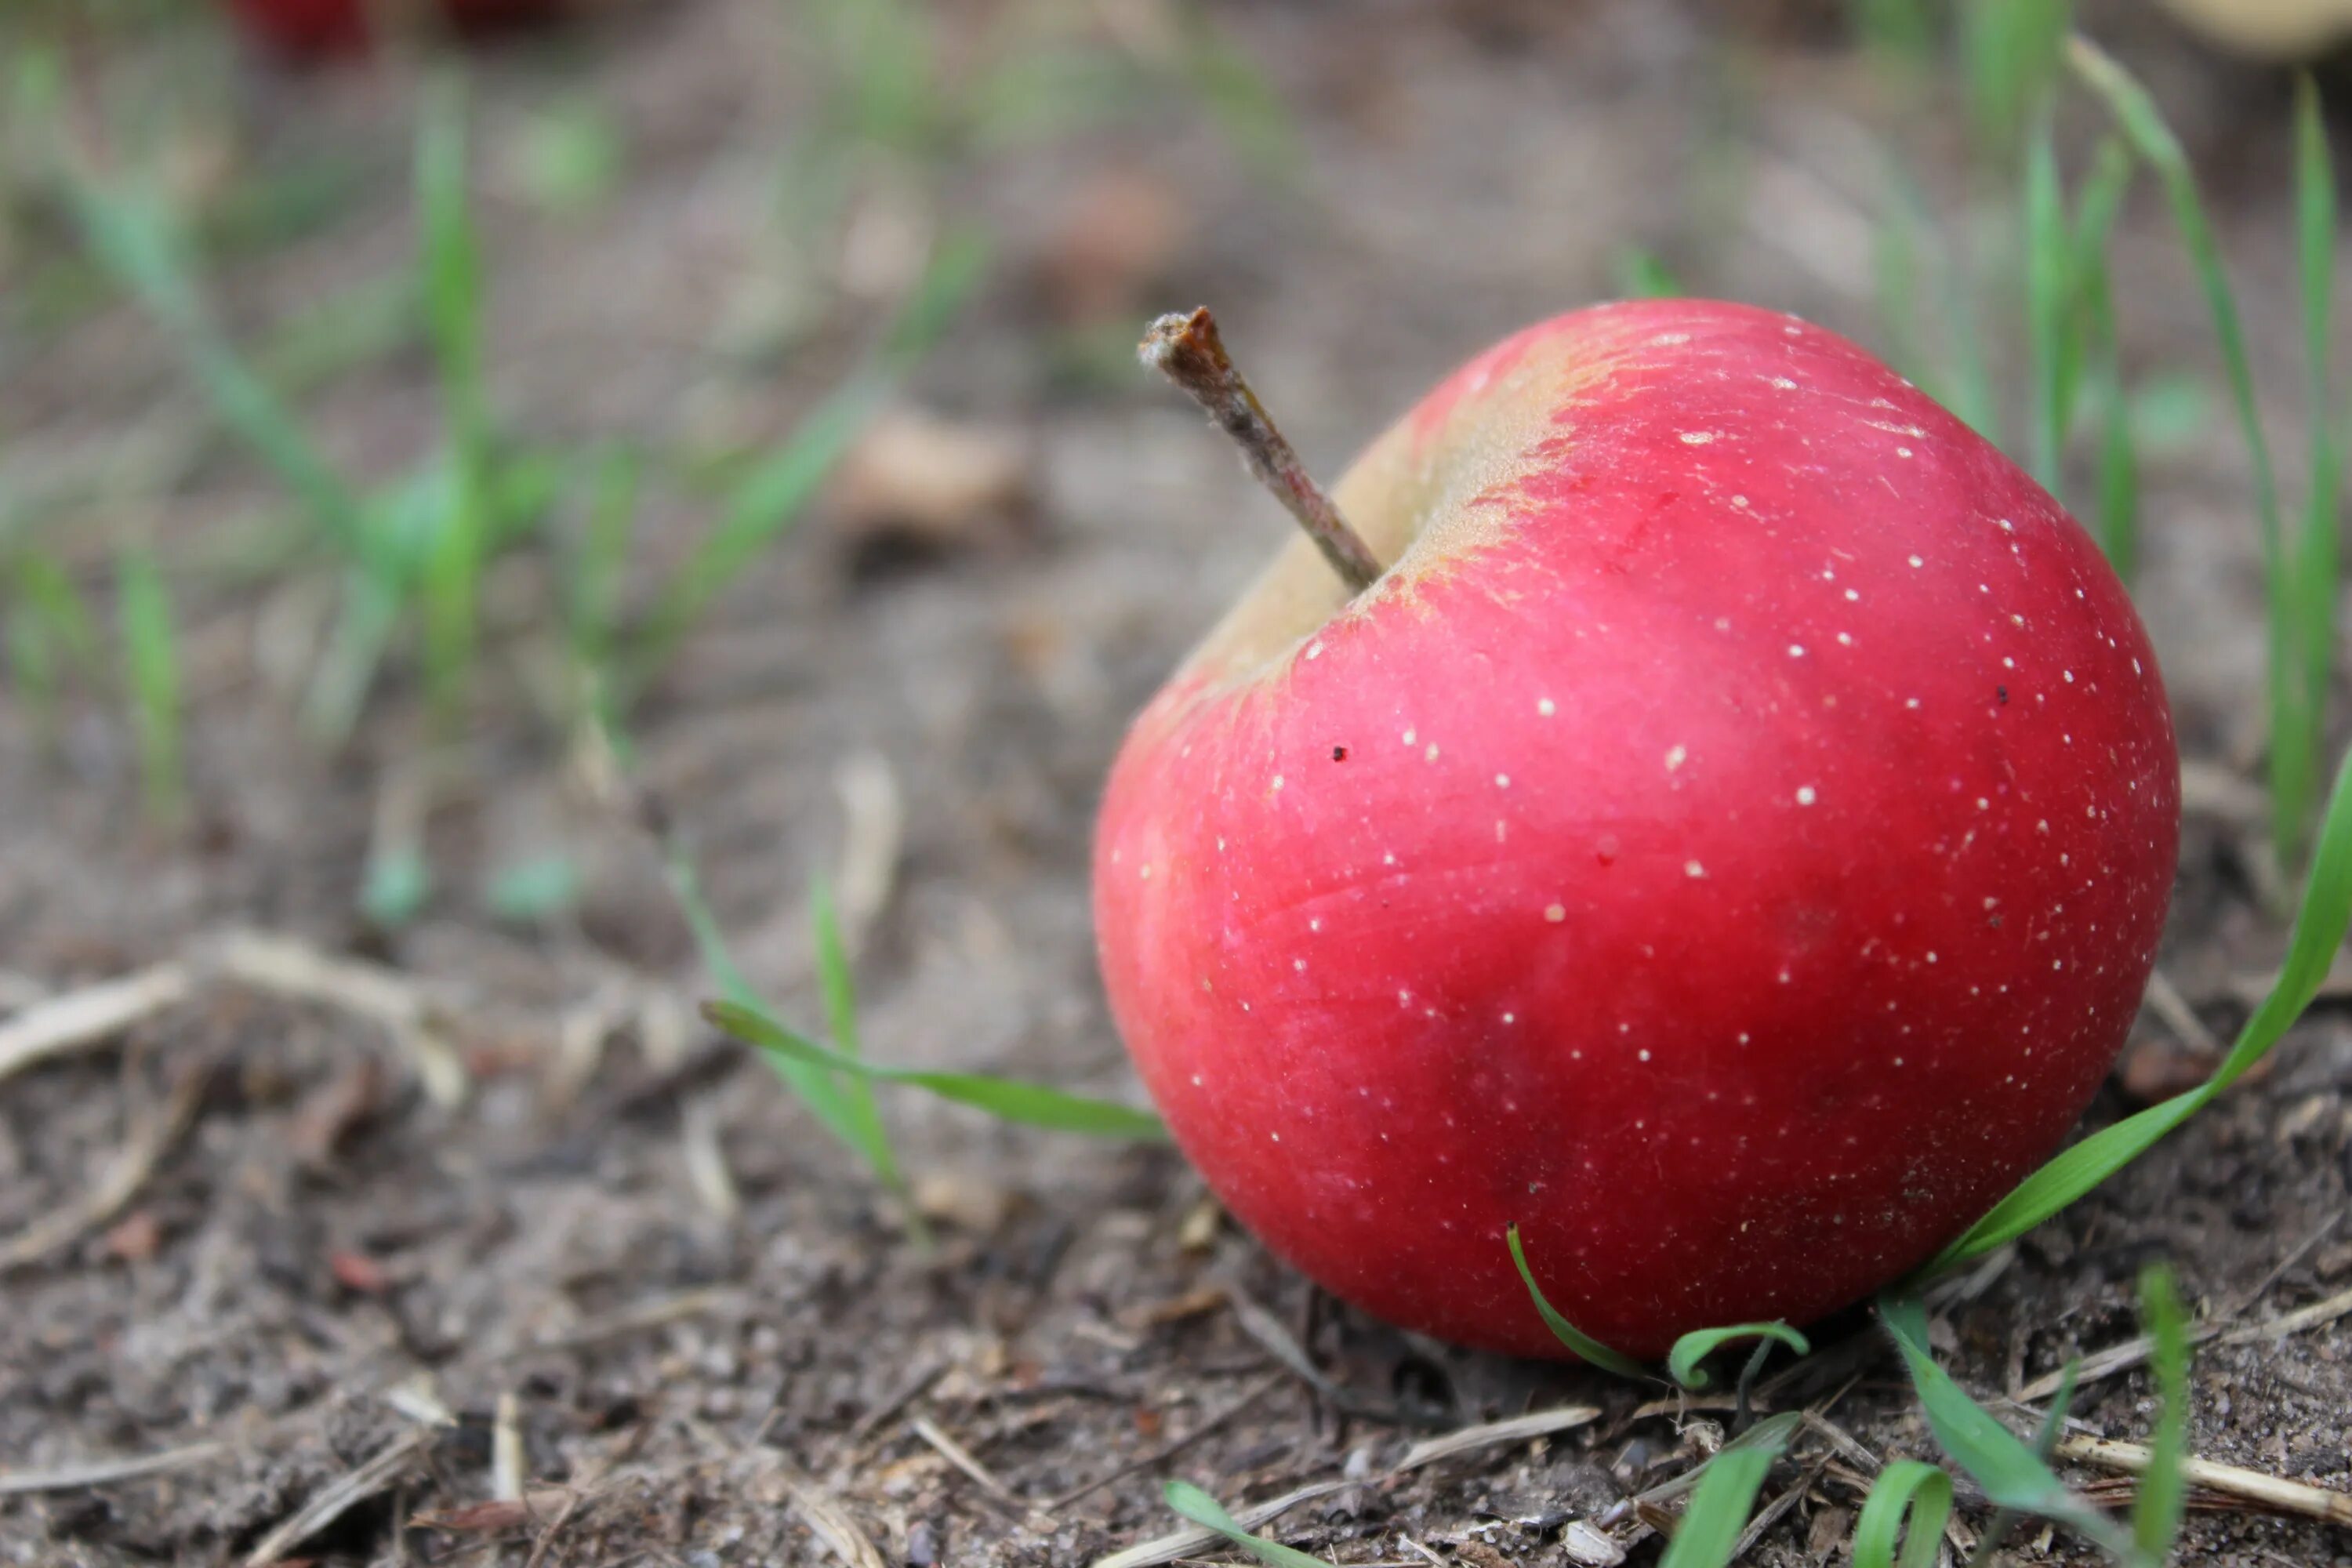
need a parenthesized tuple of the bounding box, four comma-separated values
(1095, 299, 2179, 1360)
(220, 0, 567, 57)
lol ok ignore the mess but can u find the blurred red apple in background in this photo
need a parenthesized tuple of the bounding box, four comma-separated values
(1096, 300, 2180, 1359)
(221, 0, 568, 57)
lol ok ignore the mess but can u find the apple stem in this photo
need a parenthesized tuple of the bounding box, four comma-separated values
(1140, 307, 1384, 593)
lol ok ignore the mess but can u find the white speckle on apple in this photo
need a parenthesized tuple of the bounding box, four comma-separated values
(2002, 657, 2016, 669)
(1494, 820, 1507, 842)
(1665, 745, 1687, 771)
(1715, 617, 1732, 631)
(1976, 798, 1989, 810)
(1639, 1048, 1653, 1062)
(1495, 773, 1510, 789)
(1926, 952, 1938, 963)
(2063, 670, 2075, 682)
(1305, 641, 1323, 659)
(1425, 743, 1440, 761)
(1732, 495, 1749, 508)
(1403, 728, 1416, 745)
(1778, 969, 1792, 984)
(1544, 903, 1566, 923)
(1308, 917, 1323, 931)
(1906, 697, 1922, 709)
(1845, 588, 1860, 601)
(1270, 1131, 1279, 1142)
(1652, 332, 1693, 346)
(2009, 615, 2025, 627)
(1769, 376, 1798, 390)
(1908, 554, 1925, 568)
(1383, 851, 1396, 866)
(1837, 632, 1853, 646)
(1140, 865, 1153, 879)
(1896, 447, 1913, 458)
(1272, 775, 1284, 791)
(1537, 697, 1556, 716)
(1796, 786, 1817, 805)
(1788, 644, 1806, 658)
(1397, 989, 1412, 1006)
(1502, 1011, 1515, 1024)
(1294, 958, 1305, 971)
(2063, 734, 2073, 744)
(1679, 430, 1719, 445)
(1685, 861, 1705, 877)
(2037, 819, 2050, 833)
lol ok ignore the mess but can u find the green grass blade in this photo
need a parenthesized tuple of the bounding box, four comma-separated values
(417, 74, 491, 722)
(2294, 72, 2340, 880)
(630, 374, 886, 681)
(1503, 1224, 1651, 1380)
(114, 548, 184, 827)
(2023, 111, 2069, 495)
(1847, 0, 1935, 60)
(1962, 0, 2071, 165)
(703, 1000, 1167, 1138)
(1879, 1297, 2144, 1564)
(2133, 1266, 2190, 1559)
(1657, 1415, 1789, 1568)
(64, 180, 369, 557)
(1969, 1360, 2077, 1566)
(1852, 1460, 1952, 1568)
(662, 847, 883, 1167)
(1616, 247, 1682, 299)
(1162, 1483, 1330, 1568)
(2091, 295, 2140, 579)
(808, 873, 922, 1240)
(2057, 136, 2135, 448)
(630, 233, 986, 687)
(2069, 34, 2300, 869)
(1667, 1323, 1811, 1392)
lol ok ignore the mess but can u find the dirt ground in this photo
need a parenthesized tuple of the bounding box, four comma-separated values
(3, 2, 2351, 1564)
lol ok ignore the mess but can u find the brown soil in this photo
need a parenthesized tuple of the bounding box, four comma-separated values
(2, 3, 2349, 1566)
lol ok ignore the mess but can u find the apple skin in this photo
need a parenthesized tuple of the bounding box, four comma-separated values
(1094, 299, 2179, 1360)
(220, 0, 566, 57)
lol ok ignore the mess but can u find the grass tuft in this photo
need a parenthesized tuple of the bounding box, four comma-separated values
(1657, 1413, 1791, 1568)
(1851, 1460, 1951, 1568)
(1878, 1295, 2146, 1565)
(1665, 1323, 1809, 1393)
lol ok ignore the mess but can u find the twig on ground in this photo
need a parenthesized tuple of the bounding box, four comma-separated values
(517, 1285, 746, 1356)
(2143, 968, 2224, 1057)
(0, 963, 191, 1089)
(782, 1468, 891, 1568)
(1732, 1455, 1833, 1561)
(492, 1392, 524, 1503)
(1090, 1480, 1350, 1568)
(0, 1440, 227, 1495)
(2016, 1282, 2352, 1403)
(245, 1428, 430, 1566)
(909, 1415, 1053, 1526)
(0, 1062, 206, 1272)
(1393, 1404, 1603, 1473)
(209, 930, 468, 1105)
(2056, 1436, 2352, 1526)
(833, 750, 904, 959)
